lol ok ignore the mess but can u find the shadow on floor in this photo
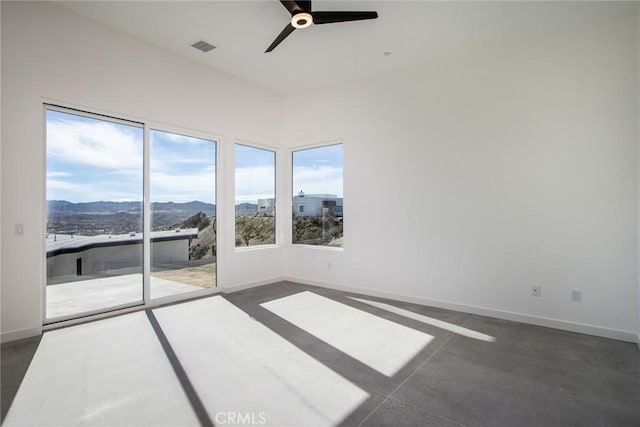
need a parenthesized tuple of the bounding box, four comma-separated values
(1, 335, 42, 422)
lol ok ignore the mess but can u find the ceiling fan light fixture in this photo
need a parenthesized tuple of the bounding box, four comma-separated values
(265, 1, 378, 53)
(291, 12, 313, 29)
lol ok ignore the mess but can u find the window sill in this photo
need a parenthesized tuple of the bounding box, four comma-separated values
(235, 244, 280, 253)
(291, 244, 344, 252)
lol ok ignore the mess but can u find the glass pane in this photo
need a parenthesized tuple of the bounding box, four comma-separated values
(235, 144, 276, 247)
(150, 130, 216, 299)
(46, 109, 144, 320)
(292, 144, 343, 247)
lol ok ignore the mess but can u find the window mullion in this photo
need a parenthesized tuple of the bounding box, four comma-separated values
(143, 124, 151, 304)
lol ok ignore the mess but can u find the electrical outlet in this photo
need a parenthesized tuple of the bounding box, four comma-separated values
(14, 223, 24, 236)
(327, 262, 332, 270)
(531, 285, 541, 297)
(571, 289, 582, 302)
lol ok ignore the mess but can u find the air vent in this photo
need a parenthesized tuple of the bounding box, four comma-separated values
(191, 40, 216, 53)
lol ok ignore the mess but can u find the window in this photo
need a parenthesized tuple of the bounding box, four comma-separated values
(235, 144, 276, 247)
(292, 143, 343, 247)
(150, 130, 216, 298)
(46, 107, 144, 321)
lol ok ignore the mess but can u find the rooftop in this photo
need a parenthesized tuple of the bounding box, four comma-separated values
(46, 228, 199, 257)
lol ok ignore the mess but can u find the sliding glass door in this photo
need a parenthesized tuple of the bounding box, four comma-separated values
(150, 129, 217, 299)
(45, 106, 217, 323)
(45, 107, 144, 321)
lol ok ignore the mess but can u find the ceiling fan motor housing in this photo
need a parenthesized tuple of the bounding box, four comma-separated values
(292, 12, 313, 28)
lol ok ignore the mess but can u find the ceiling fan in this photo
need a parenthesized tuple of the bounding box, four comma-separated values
(265, 0, 378, 53)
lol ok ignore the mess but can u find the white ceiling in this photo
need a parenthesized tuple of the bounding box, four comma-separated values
(58, 1, 634, 95)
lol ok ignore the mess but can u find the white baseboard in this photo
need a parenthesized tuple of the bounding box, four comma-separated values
(220, 276, 286, 294)
(285, 275, 639, 344)
(1, 326, 42, 344)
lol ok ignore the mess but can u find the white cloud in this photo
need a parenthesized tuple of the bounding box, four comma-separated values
(157, 132, 215, 145)
(47, 171, 73, 178)
(150, 159, 215, 176)
(293, 166, 343, 197)
(47, 119, 142, 170)
(151, 171, 216, 203)
(235, 166, 275, 203)
(47, 179, 85, 191)
(47, 178, 143, 203)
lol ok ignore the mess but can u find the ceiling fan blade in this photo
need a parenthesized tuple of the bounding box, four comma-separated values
(280, 0, 311, 15)
(265, 23, 296, 53)
(312, 11, 378, 25)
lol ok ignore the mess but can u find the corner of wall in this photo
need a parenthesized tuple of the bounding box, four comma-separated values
(637, 1, 640, 344)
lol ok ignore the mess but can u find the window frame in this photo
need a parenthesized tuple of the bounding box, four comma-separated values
(234, 140, 279, 251)
(290, 141, 344, 250)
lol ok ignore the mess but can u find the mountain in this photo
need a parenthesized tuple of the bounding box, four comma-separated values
(152, 201, 215, 216)
(48, 200, 216, 216)
(47, 200, 141, 214)
(235, 203, 258, 216)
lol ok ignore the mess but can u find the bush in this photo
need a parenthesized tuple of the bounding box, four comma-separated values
(293, 216, 342, 245)
(190, 243, 210, 259)
(235, 217, 275, 246)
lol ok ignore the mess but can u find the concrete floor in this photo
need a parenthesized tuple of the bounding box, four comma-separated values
(2, 281, 639, 426)
(46, 274, 203, 320)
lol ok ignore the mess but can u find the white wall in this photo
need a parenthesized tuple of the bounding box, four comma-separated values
(284, 12, 640, 341)
(1, 1, 285, 341)
(637, 3, 640, 347)
(0, 2, 3, 340)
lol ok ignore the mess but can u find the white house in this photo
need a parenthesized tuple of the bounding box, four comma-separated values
(256, 198, 275, 217)
(292, 192, 344, 218)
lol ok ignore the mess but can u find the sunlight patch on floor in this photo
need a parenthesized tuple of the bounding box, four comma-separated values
(262, 291, 433, 377)
(153, 296, 369, 427)
(349, 297, 496, 343)
(3, 312, 199, 426)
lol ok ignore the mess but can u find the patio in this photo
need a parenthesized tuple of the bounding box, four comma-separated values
(46, 274, 204, 320)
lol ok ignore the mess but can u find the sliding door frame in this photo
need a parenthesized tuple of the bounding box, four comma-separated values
(42, 103, 221, 327)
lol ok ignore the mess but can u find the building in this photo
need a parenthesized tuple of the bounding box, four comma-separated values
(256, 198, 275, 217)
(291, 192, 343, 218)
(46, 229, 199, 280)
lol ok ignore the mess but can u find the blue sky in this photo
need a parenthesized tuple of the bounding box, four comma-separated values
(47, 110, 342, 204)
(235, 144, 275, 204)
(150, 130, 216, 204)
(46, 110, 144, 203)
(293, 144, 343, 198)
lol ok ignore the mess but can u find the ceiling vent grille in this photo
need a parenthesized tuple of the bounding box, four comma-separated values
(191, 40, 216, 53)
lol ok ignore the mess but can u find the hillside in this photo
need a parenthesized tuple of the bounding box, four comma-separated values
(169, 212, 216, 259)
(47, 200, 216, 235)
(235, 203, 258, 216)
